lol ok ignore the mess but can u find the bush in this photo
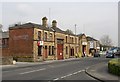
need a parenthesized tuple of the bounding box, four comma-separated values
(108, 58, 120, 76)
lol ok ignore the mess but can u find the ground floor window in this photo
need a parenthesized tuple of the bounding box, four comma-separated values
(49, 46, 51, 55)
(38, 46, 42, 56)
(52, 46, 54, 55)
(66, 46, 68, 54)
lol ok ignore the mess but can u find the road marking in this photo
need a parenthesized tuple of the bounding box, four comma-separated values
(73, 72, 78, 75)
(66, 73, 73, 77)
(19, 68, 46, 74)
(61, 76, 67, 79)
(54, 69, 85, 80)
(53, 78, 59, 81)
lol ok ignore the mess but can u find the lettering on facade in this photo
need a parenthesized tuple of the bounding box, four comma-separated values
(13, 35, 29, 40)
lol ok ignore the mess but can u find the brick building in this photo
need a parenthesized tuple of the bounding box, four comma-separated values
(1, 17, 100, 62)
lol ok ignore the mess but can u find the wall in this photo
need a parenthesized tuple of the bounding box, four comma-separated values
(9, 28, 34, 58)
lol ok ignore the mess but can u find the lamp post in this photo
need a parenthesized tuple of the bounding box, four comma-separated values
(75, 24, 77, 57)
(53, 30, 56, 60)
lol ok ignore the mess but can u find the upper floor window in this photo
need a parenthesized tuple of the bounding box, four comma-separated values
(49, 33, 53, 41)
(44, 32, 47, 41)
(70, 37, 72, 43)
(75, 38, 77, 44)
(38, 31, 41, 40)
(2, 38, 9, 47)
(72, 37, 74, 43)
(66, 36, 67, 43)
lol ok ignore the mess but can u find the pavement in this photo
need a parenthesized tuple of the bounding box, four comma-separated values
(85, 62, 120, 82)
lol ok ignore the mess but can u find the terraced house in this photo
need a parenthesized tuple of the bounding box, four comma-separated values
(1, 17, 100, 62)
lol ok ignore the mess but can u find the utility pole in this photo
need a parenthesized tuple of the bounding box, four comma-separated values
(75, 24, 76, 36)
(75, 24, 77, 57)
(49, 8, 51, 27)
(83, 24, 85, 34)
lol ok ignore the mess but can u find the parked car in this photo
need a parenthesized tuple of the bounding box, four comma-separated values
(94, 52, 100, 57)
(114, 49, 120, 56)
(106, 51, 114, 58)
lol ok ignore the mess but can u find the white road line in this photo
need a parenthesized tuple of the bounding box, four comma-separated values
(73, 72, 78, 75)
(53, 69, 85, 80)
(19, 68, 46, 74)
(66, 73, 73, 77)
(53, 78, 59, 81)
(61, 76, 67, 79)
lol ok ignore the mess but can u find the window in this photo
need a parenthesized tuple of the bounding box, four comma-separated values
(72, 37, 74, 43)
(38, 46, 42, 56)
(38, 31, 41, 40)
(49, 33, 53, 41)
(44, 32, 47, 41)
(66, 46, 68, 54)
(75, 38, 77, 44)
(52, 46, 54, 55)
(70, 37, 72, 43)
(75, 47, 77, 53)
(66, 36, 67, 43)
(49, 46, 51, 55)
(2, 38, 9, 47)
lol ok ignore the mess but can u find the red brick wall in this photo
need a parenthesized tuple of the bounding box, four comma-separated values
(2, 48, 10, 56)
(9, 28, 34, 57)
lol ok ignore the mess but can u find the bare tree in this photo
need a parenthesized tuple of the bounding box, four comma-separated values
(0, 24, 2, 33)
(100, 35, 113, 46)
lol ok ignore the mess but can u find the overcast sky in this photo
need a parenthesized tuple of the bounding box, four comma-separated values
(0, 0, 119, 46)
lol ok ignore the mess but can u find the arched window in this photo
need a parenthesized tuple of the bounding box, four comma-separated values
(49, 33, 53, 41)
(38, 31, 41, 40)
(66, 36, 67, 43)
(44, 32, 47, 41)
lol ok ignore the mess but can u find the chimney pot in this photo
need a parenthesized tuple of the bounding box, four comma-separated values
(42, 17, 48, 27)
(52, 20, 57, 27)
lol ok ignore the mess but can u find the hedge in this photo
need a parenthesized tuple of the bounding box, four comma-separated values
(108, 58, 120, 76)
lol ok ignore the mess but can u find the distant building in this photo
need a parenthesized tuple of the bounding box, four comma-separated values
(87, 36, 100, 56)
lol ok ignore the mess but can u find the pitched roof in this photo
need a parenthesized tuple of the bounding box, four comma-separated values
(86, 36, 98, 41)
(77, 33, 85, 38)
(51, 27, 66, 34)
(9, 22, 54, 32)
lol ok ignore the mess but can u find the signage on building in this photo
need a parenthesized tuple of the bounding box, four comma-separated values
(82, 42, 87, 45)
(97, 47, 100, 49)
(38, 41, 44, 46)
(90, 41, 94, 48)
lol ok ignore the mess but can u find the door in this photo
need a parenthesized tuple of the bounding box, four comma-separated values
(82, 45, 86, 57)
(38, 46, 42, 56)
(44, 46, 47, 58)
(57, 44, 63, 60)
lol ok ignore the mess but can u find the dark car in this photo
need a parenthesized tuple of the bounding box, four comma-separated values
(114, 50, 120, 56)
(94, 52, 100, 57)
(106, 51, 114, 58)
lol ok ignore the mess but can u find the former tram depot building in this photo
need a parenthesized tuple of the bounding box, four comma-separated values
(1, 17, 100, 63)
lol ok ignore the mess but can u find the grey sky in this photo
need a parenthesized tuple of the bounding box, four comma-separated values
(1, 1, 118, 46)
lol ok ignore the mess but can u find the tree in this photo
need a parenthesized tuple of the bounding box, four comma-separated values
(66, 29, 74, 34)
(0, 24, 2, 32)
(100, 35, 113, 46)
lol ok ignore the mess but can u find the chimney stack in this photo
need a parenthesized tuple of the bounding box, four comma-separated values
(52, 20, 57, 27)
(42, 17, 48, 27)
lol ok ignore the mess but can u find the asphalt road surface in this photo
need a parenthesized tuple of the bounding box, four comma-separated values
(2, 57, 111, 81)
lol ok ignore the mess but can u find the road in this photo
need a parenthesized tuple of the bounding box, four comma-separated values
(2, 57, 111, 81)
